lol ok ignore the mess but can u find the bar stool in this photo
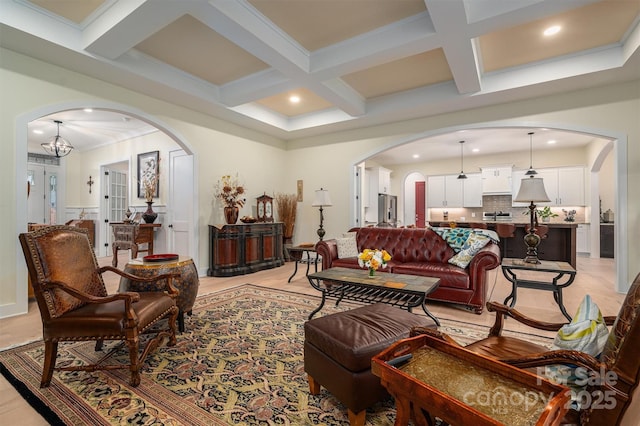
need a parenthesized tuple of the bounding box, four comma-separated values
(495, 223, 516, 258)
(468, 222, 488, 229)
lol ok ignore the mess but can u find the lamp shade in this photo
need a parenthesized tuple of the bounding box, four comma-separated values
(514, 177, 550, 203)
(312, 188, 332, 207)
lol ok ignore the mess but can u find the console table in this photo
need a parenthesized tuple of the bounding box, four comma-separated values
(372, 334, 570, 426)
(207, 223, 284, 277)
(110, 223, 161, 267)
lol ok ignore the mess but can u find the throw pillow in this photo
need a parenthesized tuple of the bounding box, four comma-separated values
(447, 233, 490, 268)
(545, 295, 609, 410)
(432, 227, 473, 253)
(336, 234, 358, 258)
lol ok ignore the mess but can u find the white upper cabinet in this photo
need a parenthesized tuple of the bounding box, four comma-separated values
(428, 175, 463, 208)
(463, 173, 483, 207)
(481, 166, 512, 194)
(512, 167, 585, 207)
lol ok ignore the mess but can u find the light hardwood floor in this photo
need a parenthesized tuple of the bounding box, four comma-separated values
(0, 254, 624, 425)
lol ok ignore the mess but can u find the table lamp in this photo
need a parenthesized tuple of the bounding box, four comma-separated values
(312, 188, 332, 241)
(514, 176, 550, 263)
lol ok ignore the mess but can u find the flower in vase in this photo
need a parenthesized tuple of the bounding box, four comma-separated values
(215, 174, 246, 208)
(141, 173, 158, 202)
(357, 249, 391, 273)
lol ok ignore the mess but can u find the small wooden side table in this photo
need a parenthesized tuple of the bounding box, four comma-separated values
(119, 256, 199, 332)
(501, 258, 576, 321)
(286, 245, 319, 282)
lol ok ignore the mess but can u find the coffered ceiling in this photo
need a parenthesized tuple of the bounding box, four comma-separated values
(2, 0, 639, 144)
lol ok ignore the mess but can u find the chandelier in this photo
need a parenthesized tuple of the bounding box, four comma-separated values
(41, 120, 73, 158)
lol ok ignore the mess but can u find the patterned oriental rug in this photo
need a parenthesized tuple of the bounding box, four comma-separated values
(0, 285, 553, 425)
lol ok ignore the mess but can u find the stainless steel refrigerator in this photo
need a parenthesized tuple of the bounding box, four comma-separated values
(377, 194, 397, 226)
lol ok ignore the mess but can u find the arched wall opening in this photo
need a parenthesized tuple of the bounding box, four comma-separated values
(352, 121, 628, 294)
(11, 100, 198, 318)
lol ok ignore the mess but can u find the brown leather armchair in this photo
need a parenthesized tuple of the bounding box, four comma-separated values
(412, 272, 640, 425)
(19, 225, 179, 388)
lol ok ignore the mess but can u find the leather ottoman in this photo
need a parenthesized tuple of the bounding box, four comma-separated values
(304, 303, 437, 426)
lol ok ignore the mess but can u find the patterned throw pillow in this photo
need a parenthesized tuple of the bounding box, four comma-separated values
(448, 233, 491, 268)
(432, 227, 474, 253)
(336, 234, 358, 258)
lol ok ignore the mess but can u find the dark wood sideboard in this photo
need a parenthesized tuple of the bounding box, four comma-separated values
(208, 223, 285, 277)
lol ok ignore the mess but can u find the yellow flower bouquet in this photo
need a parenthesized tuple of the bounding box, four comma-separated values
(358, 249, 391, 277)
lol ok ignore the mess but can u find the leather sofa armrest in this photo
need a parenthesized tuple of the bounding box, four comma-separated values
(315, 239, 338, 270)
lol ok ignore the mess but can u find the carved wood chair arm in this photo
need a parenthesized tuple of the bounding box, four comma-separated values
(499, 349, 601, 371)
(410, 326, 463, 347)
(99, 266, 180, 297)
(486, 301, 569, 336)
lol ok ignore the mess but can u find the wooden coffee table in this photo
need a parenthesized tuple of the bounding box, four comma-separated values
(306, 267, 440, 325)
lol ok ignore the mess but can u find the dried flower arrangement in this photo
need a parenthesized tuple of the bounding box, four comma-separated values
(141, 174, 159, 202)
(215, 174, 246, 208)
(275, 193, 297, 239)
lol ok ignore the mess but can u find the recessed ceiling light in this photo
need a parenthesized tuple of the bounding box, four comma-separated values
(289, 95, 300, 104)
(547, 140, 557, 144)
(83, 108, 93, 113)
(472, 148, 479, 153)
(412, 154, 420, 159)
(33, 129, 43, 135)
(544, 25, 561, 36)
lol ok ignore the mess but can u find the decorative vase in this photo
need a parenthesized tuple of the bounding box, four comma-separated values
(142, 201, 157, 224)
(368, 267, 376, 278)
(224, 206, 239, 224)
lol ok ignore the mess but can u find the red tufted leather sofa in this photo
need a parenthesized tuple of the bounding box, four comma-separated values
(315, 227, 501, 314)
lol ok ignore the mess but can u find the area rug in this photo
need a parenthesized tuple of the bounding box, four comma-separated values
(0, 285, 553, 425)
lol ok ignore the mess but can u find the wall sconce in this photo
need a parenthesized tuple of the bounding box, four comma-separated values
(312, 188, 332, 241)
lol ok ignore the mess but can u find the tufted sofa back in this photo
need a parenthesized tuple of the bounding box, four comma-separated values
(351, 227, 455, 264)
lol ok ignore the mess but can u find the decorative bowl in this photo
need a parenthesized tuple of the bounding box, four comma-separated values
(240, 217, 257, 223)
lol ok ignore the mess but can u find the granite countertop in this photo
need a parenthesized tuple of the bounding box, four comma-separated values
(430, 220, 583, 227)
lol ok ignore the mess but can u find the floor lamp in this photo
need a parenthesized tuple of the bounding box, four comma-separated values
(514, 176, 550, 264)
(312, 188, 332, 241)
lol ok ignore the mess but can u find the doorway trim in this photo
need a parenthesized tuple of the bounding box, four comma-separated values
(350, 120, 628, 294)
(11, 100, 197, 318)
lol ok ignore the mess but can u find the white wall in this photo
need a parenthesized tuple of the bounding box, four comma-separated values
(2, 47, 639, 319)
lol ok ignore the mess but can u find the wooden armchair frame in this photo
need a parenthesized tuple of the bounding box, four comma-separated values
(412, 273, 640, 425)
(20, 225, 179, 388)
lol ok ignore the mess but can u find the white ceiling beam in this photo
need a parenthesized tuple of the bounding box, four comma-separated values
(204, 0, 365, 116)
(83, 0, 186, 59)
(425, 0, 481, 94)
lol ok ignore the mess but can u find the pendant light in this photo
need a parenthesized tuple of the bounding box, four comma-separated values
(457, 140, 467, 179)
(41, 120, 74, 158)
(525, 131, 537, 176)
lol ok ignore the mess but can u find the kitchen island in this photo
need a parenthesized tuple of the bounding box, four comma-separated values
(429, 221, 578, 269)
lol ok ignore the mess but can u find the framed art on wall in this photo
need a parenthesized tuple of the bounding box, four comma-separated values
(137, 150, 159, 198)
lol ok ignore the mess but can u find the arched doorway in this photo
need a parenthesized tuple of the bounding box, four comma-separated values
(13, 101, 198, 317)
(353, 122, 628, 293)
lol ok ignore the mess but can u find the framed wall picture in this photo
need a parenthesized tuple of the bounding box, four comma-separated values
(137, 150, 159, 198)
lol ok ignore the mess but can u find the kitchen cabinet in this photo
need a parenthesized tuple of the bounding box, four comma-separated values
(577, 224, 590, 253)
(481, 166, 512, 194)
(512, 167, 585, 207)
(462, 173, 483, 207)
(428, 173, 481, 208)
(427, 175, 463, 208)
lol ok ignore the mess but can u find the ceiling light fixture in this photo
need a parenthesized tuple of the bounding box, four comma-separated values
(289, 95, 300, 104)
(457, 140, 467, 179)
(544, 25, 561, 36)
(41, 120, 73, 158)
(525, 132, 537, 176)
